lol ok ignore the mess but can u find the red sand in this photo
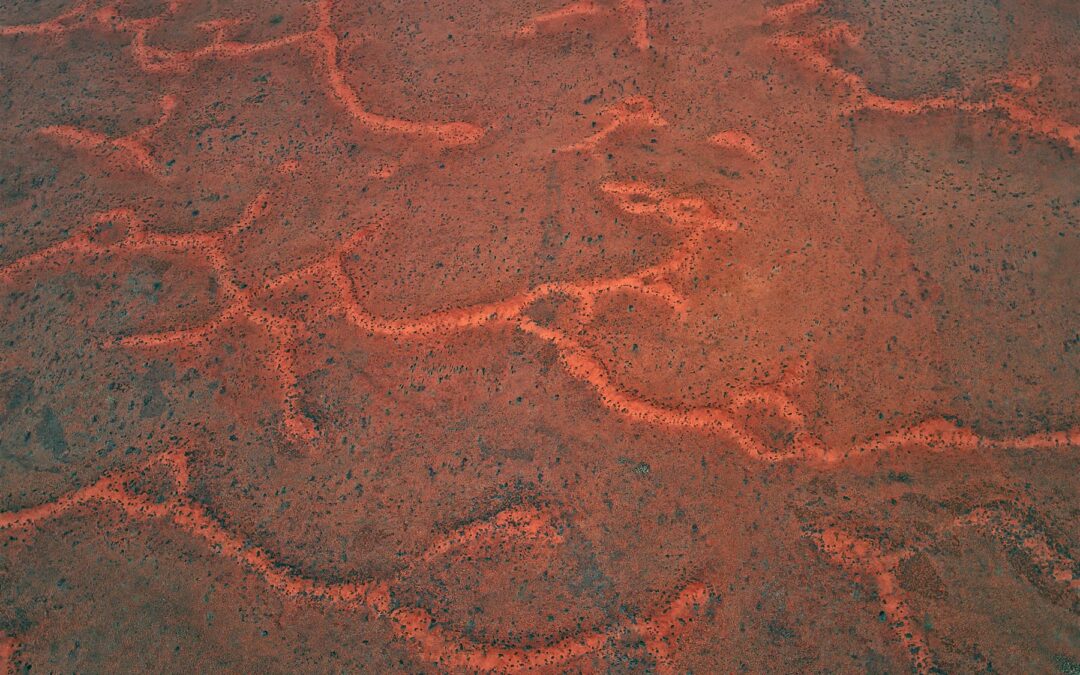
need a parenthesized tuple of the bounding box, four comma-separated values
(0, 0, 1077, 672)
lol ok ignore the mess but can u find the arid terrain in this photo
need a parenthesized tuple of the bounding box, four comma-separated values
(0, 0, 1077, 672)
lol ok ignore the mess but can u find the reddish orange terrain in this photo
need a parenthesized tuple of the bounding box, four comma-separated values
(1, 0, 1078, 672)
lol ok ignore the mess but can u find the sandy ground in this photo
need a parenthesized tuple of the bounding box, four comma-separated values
(0, 0, 1077, 672)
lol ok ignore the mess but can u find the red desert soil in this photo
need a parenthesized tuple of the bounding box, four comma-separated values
(0, 0, 1077, 672)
